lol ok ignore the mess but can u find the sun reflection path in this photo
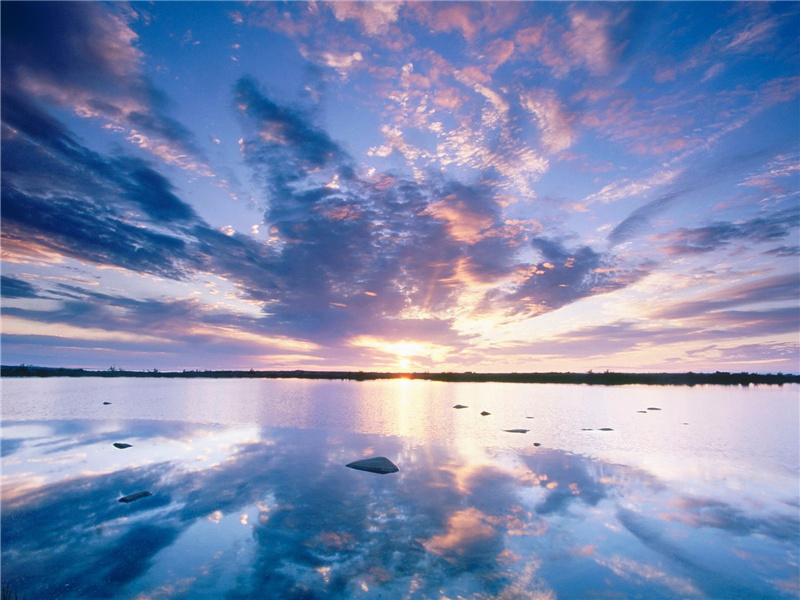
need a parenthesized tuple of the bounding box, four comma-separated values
(1, 415, 798, 600)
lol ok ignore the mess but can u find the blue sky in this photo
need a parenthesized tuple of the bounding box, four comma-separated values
(1, 1, 798, 372)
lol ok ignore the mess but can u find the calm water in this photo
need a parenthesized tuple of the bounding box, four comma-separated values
(2, 378, 798, 599)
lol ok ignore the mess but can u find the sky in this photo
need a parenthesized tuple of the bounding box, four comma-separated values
(1, 1, 798, 373)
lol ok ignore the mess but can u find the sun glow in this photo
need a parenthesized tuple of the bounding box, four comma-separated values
(349, 335, 451, 369)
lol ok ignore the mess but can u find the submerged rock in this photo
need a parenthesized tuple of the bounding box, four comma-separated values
(581, 428, 594, 431)
(119, 491, 152, 503)
(599, 427, 614, 431)
(503, 429, 529, 434)
(345, 457, 399, 474)
(103, 402, 111, 405)
(112, 443, 132, 449)
(453, 404, 468, 409)
(480, 411, 491, 416)
(637, 410, 647, 413)
(647, 407, 661, 411)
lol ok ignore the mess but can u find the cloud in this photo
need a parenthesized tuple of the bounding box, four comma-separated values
(520, 89, 576, 153)
(617, 508, 785, 598)
(562, 6, 626, 75)
(499, 236, 651, 317)
(0, 276, 40, 299)
(329, 1, 402, 36)
(1, 2, 209, 173)
(652, 273, 800, 321)
(653, 208, 800, 257)
(2, 71, 657, 365)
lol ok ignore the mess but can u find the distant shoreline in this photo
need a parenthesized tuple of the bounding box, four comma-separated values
(2, 365, 798, 386)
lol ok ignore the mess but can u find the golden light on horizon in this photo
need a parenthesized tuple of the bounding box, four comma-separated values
(349, 335, 450, 369)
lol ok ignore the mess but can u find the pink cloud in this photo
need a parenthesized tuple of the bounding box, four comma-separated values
(329, 1, 402, 36)
(410, 3, 480, 40)
(514, 25, 545, 51)
(563, 7, 625, 75)
(484, 38, 515, 72)
(521, 89, 576, 154)
(724, 16, 778, 53)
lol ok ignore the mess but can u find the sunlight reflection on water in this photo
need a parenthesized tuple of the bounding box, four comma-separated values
(1, 379, 798, 599)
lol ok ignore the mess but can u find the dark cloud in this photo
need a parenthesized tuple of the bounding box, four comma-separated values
(2, 185, 199, 281)
(764, 244, 800, 257)
(235, 76, 351, 175)
(4, 418, 794, 599)
(653, 273, 800, 320)
(666, 496, 800, 542)
(617, 508, 787, 599)
(2, 68, 648, 360)
(499, 235, 651, 316)
(656, 207, 800, 257)
(0, 276, 39, 299)
(1, 1, 205, 162)
(608, 147, 789, 247)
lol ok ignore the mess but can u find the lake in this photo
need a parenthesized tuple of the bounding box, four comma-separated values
(2, 378, 798, 599)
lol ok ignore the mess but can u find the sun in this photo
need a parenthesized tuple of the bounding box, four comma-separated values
(350, 336, 449, 370)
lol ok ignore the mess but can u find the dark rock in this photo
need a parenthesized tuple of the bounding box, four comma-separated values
(480, 411, 491, 416)
(453, 404, 468, 409)
(503, 429, 529, 434)
(103, 402, 111, 405)
(345, 457, 399, 474)
(581, 428, 593, 431)
(112, 443, 132, 449)
(599, 427, 614, 431)
(533, 442, 541, 447)
(637, 410, 647, 413)
(119, 491, 152, 503)
(647, 407, 661, 411)
(525, 416, 534, 419)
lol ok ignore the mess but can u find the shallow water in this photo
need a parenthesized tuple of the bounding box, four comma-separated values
(2, 378, 798, 599)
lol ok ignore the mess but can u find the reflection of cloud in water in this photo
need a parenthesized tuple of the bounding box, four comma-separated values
(1, 420, 797, 599)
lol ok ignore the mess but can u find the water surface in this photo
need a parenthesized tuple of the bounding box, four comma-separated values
(2, 379, 798, 598)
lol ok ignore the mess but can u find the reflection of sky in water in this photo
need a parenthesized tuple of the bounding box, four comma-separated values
(2, 381, 799, 599)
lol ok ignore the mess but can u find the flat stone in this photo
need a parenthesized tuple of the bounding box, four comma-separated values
(480, 411, 491, 416)
(647, 407, 661, 411)
(503, 429, 529, 434)
(533, 442, 541, 447)
(637, 410, 647, 413)
(581, 428, 594, 431)
(453, 404, 468, 409)
(525, 416, 534, 419)
(119, 491, 152, 503)
(113, 443, 132, 449)
(103, 402, 112, 405)
(599, 427, 614, 431)
(345, 457, 399, 474)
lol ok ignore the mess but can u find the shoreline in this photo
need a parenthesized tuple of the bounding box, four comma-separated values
(2, 366, 798, 386)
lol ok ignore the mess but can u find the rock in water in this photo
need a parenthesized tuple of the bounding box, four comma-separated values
(526, 416, 535, 419)
(103, 402, 111, 405)
(453, 404, 468, 409)
(480, 411, 491, 416)
(581, 428, 594, 431)
(346, 457, 399, 474)
(647, 407, 661, 411)
(119, 491, 152, 503)
(503, 429, 529, 434)
(599, 427, 614, 431)
(113, 443, 132, 449)
(637, 410, 647, 413)
(533, 442, 541, 447)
